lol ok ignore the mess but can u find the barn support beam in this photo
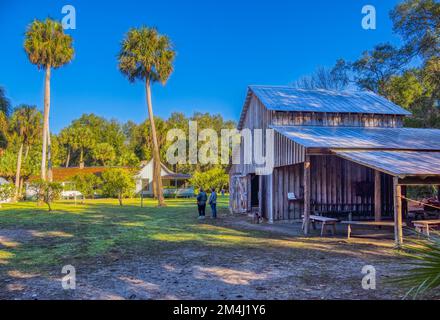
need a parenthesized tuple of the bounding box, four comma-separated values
(393, 176, 403, 248)
(258, 174, 263, 219)
(374, 170, 382, 222)
(303, 155, 311, 235)
(268, 173, 274, 223)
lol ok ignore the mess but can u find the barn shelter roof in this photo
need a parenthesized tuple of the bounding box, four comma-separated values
(272, 126, 440, 151)
(333, 150, 440, 177)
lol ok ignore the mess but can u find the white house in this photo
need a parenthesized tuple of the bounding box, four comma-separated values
(135, 159, 194, 198)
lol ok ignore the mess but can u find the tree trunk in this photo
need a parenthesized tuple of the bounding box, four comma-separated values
(145, 77, 165, 206)
(19, 177, 24, 200)
(66, 148, 71, 168)
(14, 143, 24, 201)
(47, 125, 53, 182)
(41, 65, 51, 181)
(79, 148, 84, 169)
(118, 193, 123, 206)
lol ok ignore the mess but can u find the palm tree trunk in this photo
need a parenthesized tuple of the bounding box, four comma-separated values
(66, 148, 71, 168)
(47, 125, 53, 182)
(145, 77, 165, 206)
(14, 143, 24, 201)
(41, 65, 51, 181)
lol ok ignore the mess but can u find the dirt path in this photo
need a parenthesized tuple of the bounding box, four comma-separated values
(0, 216, 423, 300)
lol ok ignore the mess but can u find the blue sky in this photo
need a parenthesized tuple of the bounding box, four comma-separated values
(0, 0, 401, 132)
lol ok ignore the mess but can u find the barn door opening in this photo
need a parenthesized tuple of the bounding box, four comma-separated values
(250, 174, 260, 208)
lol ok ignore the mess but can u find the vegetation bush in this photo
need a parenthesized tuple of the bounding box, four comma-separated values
(101, 168, 135, 206)
(71, 173, 101, 200)
(30, 180, 63, 211)
(0, 183, 15, 206)
(189, 167, 228, 193)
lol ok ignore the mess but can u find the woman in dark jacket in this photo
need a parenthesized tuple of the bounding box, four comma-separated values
(196, 188, 208, 219)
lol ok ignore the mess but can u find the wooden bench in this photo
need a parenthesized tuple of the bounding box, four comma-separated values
(303, 215, 339, 236)
(413, 220, 440, 236)
(341, 221, 407, 239)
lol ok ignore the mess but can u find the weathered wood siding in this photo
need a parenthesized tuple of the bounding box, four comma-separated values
(267, 156, 395, 221)
(272, 111, 404, 128)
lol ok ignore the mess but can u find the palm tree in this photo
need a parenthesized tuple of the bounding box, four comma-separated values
(24, 18, 74, 181)
(10, 105, 43, 200)
(118, 26, 175, 206)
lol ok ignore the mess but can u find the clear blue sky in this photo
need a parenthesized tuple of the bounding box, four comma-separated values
(0, 0, 401, 132)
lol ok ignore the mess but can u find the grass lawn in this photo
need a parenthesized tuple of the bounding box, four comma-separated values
(0, 196, 428, 299)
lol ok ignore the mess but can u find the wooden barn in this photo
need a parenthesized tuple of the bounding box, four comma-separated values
(229, 85, 440, 246)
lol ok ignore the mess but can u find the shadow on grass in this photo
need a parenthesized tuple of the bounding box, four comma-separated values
(0, 197, 412, 299)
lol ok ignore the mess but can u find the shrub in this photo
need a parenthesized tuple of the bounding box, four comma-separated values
(101, 169, 134, 206)
(31, 180, 63, 211)
(394, 233, 440, 299)
(71, 173, 101, 200)
(189, 167, 228, 192)
(0, 183, 14, 206)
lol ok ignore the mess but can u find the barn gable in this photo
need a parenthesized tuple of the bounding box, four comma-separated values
(238, 85, 411, 130)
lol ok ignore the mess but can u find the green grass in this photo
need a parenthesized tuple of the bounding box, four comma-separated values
(0, 196, 266, 273)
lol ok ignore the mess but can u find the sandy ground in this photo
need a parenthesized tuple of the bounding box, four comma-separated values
(0, 216, 434, 300)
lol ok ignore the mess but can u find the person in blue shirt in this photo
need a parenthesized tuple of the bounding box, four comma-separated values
(209, 187, 217, 219)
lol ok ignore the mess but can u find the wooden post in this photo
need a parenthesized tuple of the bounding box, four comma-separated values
(258, 174, 263, 217)
(374, 170, 382, 222)
(303, 155, 311, 235)
(393, 176, 403, 248)
(268, 174, 274, 223)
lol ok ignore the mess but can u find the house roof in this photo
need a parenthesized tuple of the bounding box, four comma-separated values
(238, 85, 411, 129)
(333, 150, 440, 177)
(272, 126, 440, 151)
(136, 159, 191, 180)
(29, 167, 135, 182)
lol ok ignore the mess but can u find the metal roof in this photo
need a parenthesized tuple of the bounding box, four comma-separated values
(249, 85, 411, 115)
(272, 126, 440, 150)
(334, 150, 440, 177)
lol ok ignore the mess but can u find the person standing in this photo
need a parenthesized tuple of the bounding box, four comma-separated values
(197, 188, 207, 219)
(209, 187, 217, 219)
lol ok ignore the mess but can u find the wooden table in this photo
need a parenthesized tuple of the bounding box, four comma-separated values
(413, 220, 440, 236)
(341, 221, 407, 239)
(303, 215, 339, 236)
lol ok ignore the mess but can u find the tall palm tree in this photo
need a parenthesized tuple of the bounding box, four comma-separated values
(10, 105, 43, 200)
(24, 18, 74, 181)
(118, 26, 175, 206)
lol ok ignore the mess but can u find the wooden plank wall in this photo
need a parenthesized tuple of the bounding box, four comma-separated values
(272, 112, 404, 128)
(270, 164, 304, 221)
(268, 156, 395, 221)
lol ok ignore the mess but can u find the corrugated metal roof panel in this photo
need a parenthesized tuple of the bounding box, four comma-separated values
(334, 150, 440, 176)
(272, 126, 440, 150)
(250, 85, 411, 115)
